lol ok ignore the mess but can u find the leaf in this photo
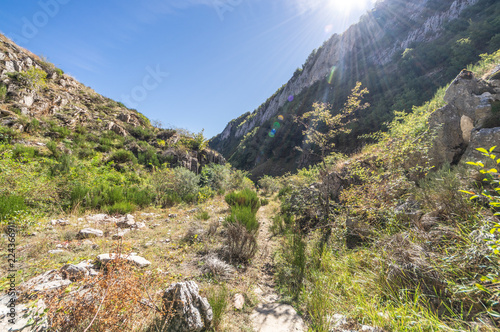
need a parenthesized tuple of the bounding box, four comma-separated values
(477, 148, 489, 154)
(488, 169, 498, 173)
(466, 161, 479, 166)
(476, 283, 490, 293)
(470, 195, 479, 200)
(490, 146, 497, 153)
(459, 190, 475, 195)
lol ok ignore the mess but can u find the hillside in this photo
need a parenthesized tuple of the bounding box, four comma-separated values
(210, 0, 500, 178)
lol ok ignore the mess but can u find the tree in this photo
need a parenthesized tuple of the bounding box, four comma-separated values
(295, 82, 369, 254)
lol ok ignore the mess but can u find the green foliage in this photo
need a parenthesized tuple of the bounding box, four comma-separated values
(258, 175, 281, 196)
(260, 198, 269, 206)
(225, 205, 259, 233)
(0, 194, 26, 221)
(153, 167, 200, 206)
(207, 284, 229, 331)
(225, 189, 261, 214)
(130, 126, 154, 141)
(195, 210, 210, 221)
(0, 83, 6, 101)
(19, 67, 47, 92)
(108, 149, 137, 165)
(104, 201, 136, 215)
(200, 163, 231, 193)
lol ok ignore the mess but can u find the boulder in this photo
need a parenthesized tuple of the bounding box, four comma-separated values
(18, 270, 71, 296)
(60, 264, 89, 281)
(77, 228, 103, 239)
(428, 70, 500, 167)
(116, 214, 145, 229)
(463, 127, 500, 161)
(85, 214, 110, 223)
(0, 296, 47, 332)
(162, 281, 213, 332)
(96, 253, 151, 268)
(50, 219, 69, 226)
(233, 293, 245, 310)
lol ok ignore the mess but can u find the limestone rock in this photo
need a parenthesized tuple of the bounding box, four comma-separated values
(96, 253, 151, 268)
(60, 264, 89, 281)
(233, 293, 245, 310)
(77, 228, 103, 239)
(18, 270, 71, 295)
(112, 229, 130, 240)
(162, 281, 213, 332)
(50, 219, 69, 226)
(0, 296, 47, 332)
(48, 250, 66, 255)
(463, 127, 500, 161)
(116, 214, 145, 229)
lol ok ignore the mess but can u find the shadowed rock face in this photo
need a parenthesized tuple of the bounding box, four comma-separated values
(429, 69, 500, 166)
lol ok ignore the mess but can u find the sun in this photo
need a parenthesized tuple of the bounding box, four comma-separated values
(329, 0, 373, 14)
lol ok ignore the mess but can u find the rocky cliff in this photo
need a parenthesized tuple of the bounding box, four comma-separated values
(211, 0, 499, 178)
(0, 34, 225, 172)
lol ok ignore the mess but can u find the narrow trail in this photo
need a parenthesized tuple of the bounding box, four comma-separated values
(249, 204, 305, 332)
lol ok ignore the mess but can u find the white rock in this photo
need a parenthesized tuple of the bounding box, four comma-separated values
(234, 293, 245, 310)
(48, 249, 66, 254)
(96, 253, 151, 268)
(77, 228, 103, 239)
(51, 218, 69, 226)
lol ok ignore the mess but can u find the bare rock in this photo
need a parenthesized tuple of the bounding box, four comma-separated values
(18, 270, 71, 295)
(233, 293, 245, 310)
(60, 264, 89, 281)
(77, 228, 103, 239)
(96, 253, 151, 268)
(50, 219, 69, 226)
(112, 229, 130, 240)
(0, 296, 47, 332)
(463, 127, 500, 161)
(86, 214, 110, 223)
(48, 249, 66, 255)
(116, 214, 145, 229)
(162, 281, 213, 332)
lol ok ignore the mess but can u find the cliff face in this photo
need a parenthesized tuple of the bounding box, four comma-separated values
(0, 34, 225, 172)
(211, 0, 495, 178)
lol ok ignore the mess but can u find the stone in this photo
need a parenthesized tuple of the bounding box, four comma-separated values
(0, 296, 47, 332)
(77, 228, 103, 239)
(111, 229, 130, 240)
(0, 52, 5, 60)
(169, 213, 178, 218)
(251, 302, 305, 332)
(233, 293, 245, 310)
(162, 281, 212, 332)
(5, 61, 15, 73)
(116, 214, 145, 229)
(86, 214, 110, 223)
(60, 264, 89, 281)
(96, 253, 151, 268)
(463, 128, 500, 161)
(48, 249, 66, 255)
(50, 219, 69, 226)
(19, 270, 71, 295)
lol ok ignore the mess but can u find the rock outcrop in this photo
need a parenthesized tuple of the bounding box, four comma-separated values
(429, 69, 500, 166)
(162, 281, 213, 332)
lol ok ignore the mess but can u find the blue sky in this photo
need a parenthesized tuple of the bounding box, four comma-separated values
(0, 0, 375, 137)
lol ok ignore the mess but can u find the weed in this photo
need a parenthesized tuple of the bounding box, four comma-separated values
(207, 284, 229, 331)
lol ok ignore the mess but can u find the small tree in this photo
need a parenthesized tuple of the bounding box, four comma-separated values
(295, 82, 369, 252)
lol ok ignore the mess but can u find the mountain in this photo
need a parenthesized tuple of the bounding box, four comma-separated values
(0, 33, 224, 173)
(210, 0, 500, 178)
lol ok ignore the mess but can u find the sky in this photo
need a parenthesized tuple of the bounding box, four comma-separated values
(0, 0, 376, 138)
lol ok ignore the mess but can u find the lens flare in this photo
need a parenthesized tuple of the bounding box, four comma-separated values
(269, 132, 275, 138)
(273, 122, 281, 129)
(327, 66, 336, 84)
(278, 115, 284, 121)
(288, 95, 294, 102)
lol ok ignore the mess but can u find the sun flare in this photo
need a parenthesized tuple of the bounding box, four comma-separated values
(329, 0, 373, 14)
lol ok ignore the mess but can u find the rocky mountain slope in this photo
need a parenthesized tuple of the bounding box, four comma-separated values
(0, 33, 225, 173)
(210, 0, 500, 178)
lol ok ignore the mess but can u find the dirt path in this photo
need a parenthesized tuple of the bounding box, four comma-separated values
(249, 204, 305, 332)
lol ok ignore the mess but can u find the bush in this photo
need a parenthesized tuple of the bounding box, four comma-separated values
(108, 149, 137, 165)
(225, 189, 261, 213)
(225, 222, 258, 263)
(104, 201, 136, 214)
(200, 164, 231, 193)
(207, 284, 229, 331)
(258, 175, 281, 196)
(0, 83, 6, 101)
(195, 210, 210, 220)
(225, 206, 259, 233)
(19, 67, 47, 91)
(0, 194, 27, 221)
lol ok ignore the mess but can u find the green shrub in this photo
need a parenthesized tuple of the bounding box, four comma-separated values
(258, 175, 281, 196)
(225, 205, 259, 233)
(207, 284, 229, 331)
(104, 201, 136, 215)
(0, 194, 27, 221)
(138, 147, 160, 168)
(108, 149, 137, 165)
(130, 126, 154, 141)
(260, 198, 269, 206)
(200, 164, 231, 193)
(197, 186, 215, 203)
(195, 210, 210, 221)
(0, 83, 6, 101)
(19, 67, 47, 91)
(225, 189, 261, 213)
(12, 145, 37, 160)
